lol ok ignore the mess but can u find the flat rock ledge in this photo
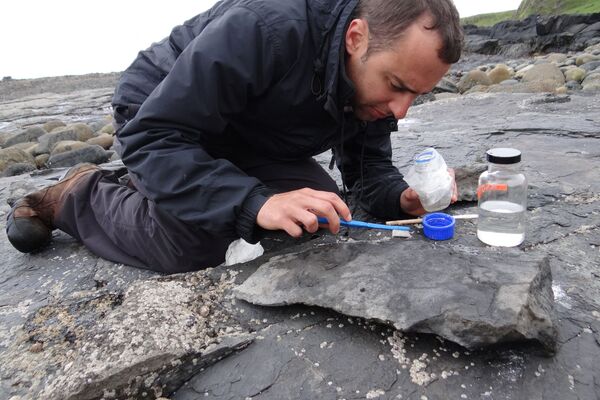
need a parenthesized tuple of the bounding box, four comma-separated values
(0, 269, 252, 400)
(235, 240, 556, 351)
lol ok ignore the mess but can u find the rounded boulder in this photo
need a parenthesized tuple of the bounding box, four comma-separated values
(457, 70, 492, 94)
(564, 67, 587, 83)
(0, 148, 36, 174)
(521, 63, 565, 86)
(582, 72, 600, 91)
(487, 64, 514, 84)
(576, 54, 600, 66)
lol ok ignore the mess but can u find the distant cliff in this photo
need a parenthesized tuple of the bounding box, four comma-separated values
(516, 0, 600, 19)
(462, 0, 600, 26)
(463, 12, 600, 57)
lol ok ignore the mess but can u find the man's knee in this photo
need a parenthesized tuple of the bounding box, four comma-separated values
(143, 232, 234, 274)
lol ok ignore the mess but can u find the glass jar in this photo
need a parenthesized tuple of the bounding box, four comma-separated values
(477, 148, 527, 247)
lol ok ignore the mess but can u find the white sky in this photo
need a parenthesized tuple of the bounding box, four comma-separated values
(0, 0, 521, 79)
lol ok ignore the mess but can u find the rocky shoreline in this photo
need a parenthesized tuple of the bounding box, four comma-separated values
(0, 72, 120, 102)
(1, 43, 599, 178)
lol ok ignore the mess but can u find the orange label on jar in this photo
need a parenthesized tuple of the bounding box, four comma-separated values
(477, 184, 508, 199)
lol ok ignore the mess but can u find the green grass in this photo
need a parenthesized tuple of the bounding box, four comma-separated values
(562, 0, 600, 14)
(462, 0, 600, 26)
(461, 10, 517, 27)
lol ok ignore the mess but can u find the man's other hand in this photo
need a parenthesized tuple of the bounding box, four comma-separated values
(401, 168, 458, 216)
(257, 188, 351, 237)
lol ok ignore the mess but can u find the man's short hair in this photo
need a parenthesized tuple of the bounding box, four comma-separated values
(354, 0, 464, 63)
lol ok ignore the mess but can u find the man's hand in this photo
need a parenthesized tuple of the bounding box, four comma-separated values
(256, 188, 351, 237)
(400, 168, 459, 216)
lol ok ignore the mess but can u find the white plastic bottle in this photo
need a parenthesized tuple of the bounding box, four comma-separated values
(477, 148, 527, 247)
(404, 148, 453, 212)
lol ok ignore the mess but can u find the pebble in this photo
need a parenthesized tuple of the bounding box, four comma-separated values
(199, 306, 210, 317)
(29, 342, 43, 353)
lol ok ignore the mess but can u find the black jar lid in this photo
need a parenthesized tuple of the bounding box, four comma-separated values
(486, 148, 521, 164)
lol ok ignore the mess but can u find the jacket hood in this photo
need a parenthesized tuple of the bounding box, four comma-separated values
(306, 0, 359, 120)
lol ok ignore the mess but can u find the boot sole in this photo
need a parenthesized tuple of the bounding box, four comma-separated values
(6, 208, 52, 253)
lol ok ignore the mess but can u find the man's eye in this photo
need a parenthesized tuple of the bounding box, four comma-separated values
(391, 83, 406, 92)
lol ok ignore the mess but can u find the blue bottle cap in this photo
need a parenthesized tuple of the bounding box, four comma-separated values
(422, 213, 455, 241)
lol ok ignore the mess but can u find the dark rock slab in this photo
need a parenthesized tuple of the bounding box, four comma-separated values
(234, 240, 556, 351)
(175, 311, 402, 400)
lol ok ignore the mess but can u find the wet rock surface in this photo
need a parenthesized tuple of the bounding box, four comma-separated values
(1, 71, 600, 399)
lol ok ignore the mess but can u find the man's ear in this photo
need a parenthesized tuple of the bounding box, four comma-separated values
(345, 19, 369, 56)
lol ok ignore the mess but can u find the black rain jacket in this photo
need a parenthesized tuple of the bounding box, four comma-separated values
(112, 0, 409, 243)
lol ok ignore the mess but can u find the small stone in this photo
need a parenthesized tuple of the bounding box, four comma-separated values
(99, 123, 116, 135)
(47, 145, 109, 168)
(50, 140, 90, 157)
(29, 342, 43, 353)
(565, 80, 582, 91)
(582, 72, 600, 91)
(1, 162, 36, 177)
(522, 63, 565, 85)
(4, 126, 46, 148)
(487, 64, 513, 84)
(457, 70, 492, 93)
(541, 53, 568, 64)
(576, 53, 600, 66)
(0, 147, 35, 174)
(43, 120, 66, 132)
(35, 154, 50, 168)
(564, 67, 587, 82)
(199, 306, 210, 317)
(580, 60, 600, 73)
(87, 133, 114, 150)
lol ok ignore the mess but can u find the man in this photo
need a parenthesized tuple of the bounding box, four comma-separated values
(6, 0, 463, 272)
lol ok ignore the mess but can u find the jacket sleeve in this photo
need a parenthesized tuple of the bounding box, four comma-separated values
(117, 7, 282, 243)
(336, 117, 410, 220)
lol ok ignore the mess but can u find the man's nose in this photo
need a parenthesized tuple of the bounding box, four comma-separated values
(389, 93, 417, 120)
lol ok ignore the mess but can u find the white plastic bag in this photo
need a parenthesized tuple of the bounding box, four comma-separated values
(224, 239, 264, 266)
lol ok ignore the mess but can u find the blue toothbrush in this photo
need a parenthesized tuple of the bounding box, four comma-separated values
(317, 217, 410, 231)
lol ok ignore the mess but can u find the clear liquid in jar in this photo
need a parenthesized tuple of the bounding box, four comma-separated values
(477, 200, 525, 247)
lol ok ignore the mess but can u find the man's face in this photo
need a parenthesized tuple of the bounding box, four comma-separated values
(344, 15, 451, 121)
